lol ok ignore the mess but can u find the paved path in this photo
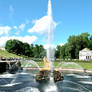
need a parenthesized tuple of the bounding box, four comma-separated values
(23, 67, 92, 75)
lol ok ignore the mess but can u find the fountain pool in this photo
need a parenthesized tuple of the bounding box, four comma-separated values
(0, 71, 92, 92)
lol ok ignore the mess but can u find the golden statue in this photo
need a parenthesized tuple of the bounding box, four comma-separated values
(34, 57, 64, 82)
(43, 57, 50, 70)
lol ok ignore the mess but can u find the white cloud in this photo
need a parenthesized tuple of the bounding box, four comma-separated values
(13, 23, 26, 35)
(0, 35, 37, 46)
(19, 24, 25, 31)
(13, 19, 30, 35)
(59, 43, 64, 46)
(15, 31, 20, 35)
(0, 31, 3, 35)
(14, 26, 17, 29)
(18, 19, 30, 31)
(0, 26, 11, 35)
(28, 16, 56, 34)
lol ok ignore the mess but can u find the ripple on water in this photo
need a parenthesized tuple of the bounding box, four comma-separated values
(0, 82, 22, 87)
(0, 74, 16, 78)
(79, 81, 92, 85)
(15, 87, 40, 92)
(66, 74, 91, 79)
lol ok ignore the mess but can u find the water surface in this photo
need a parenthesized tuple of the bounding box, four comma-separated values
(0, 72, 92, 92)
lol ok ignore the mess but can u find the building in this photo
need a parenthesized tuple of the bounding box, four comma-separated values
(0, 46, 5, 51)
(79, 48, 92, 61)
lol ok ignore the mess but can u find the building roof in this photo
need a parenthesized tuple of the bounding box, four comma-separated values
(81, 48, 90, 51)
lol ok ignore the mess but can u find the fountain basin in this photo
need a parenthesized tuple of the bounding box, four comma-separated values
(34, 57, 64, 82)
(0, 59, 22, 74)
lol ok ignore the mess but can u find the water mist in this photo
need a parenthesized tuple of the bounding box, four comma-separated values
(46, 0, 58, 92)
(46, 0, 56, 75)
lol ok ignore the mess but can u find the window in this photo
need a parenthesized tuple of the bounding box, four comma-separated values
(90, 56, 91, 59)
(86, 56, 87, 59)
(88, 56, 89, 59)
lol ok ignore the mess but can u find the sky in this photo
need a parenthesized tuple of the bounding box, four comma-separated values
(0, 0, 92, 47)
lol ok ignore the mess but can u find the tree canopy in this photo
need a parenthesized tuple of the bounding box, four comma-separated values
(5, 39, 24, 55)
(5, 32, 92, 59)
(5, 39, 46, 58)
(55, 32, 92, 59)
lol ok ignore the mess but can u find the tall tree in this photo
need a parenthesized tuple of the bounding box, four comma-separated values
(33, 44, 40, 58)
(23, 43, 31, 57)
(5, 39, 24, 55)
(39, 45, 46, 58)
(55, 45, 61, 58)
(58, 33, 91, 59)
(30, 44, 34, 57)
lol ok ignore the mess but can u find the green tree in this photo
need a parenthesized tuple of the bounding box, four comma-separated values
(5, 39, 24, 55)
(23, 43, 31, 57)
(33, 44, 39, 58)
(80, 32, 90, 40)
(65, 43, 72, 59)
(5, 40, 46, 58)
(90, 35, 92, 40)
(30, 44, 34, 57)
(39, 45, 46, 58)
(32, 44, 46, 58)
(60, 45, 66, 59)
(67, 35, 88, 59)
(59, 33, 90, 59)
(55, 45, 61, 58)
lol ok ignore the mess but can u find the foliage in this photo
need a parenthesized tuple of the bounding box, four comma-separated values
(55, 32, 92, 59)
(5, 39, 46, 58)
(33, 44, 46, 58)
(23, 43, 31, 57)
(5, 32, 92, 59)
(5, 39, 24, 55)
(55, 45, 61, 58)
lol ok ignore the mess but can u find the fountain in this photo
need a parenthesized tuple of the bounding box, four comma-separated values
(34, 57, 64, 82)
(0, 0, 92, 92)
(34, 0, 64, 83)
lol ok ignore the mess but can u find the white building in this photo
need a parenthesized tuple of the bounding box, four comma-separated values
(0, 47, 5, 51)
(79, 48, 92, 61)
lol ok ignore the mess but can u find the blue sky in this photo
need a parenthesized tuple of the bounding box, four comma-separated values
(0, 0, 92, 47)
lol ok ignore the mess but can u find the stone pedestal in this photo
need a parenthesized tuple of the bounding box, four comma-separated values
(34, 70, 64, 82)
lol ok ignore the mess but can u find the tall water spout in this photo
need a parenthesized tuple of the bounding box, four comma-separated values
(48, 0, 52, 17)
(47, 0, 56, 72)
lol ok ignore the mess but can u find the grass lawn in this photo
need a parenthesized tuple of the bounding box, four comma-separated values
(1, 49, 91, 70)
(76, 62, 92, 69)
(0, 49, 21, 58)
(21, 60, 92, 70)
